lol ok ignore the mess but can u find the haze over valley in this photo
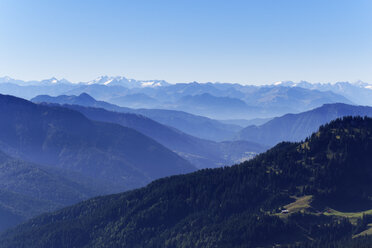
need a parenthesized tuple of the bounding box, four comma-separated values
(1, 77, 372, 242)
(1, 0, 372, 247)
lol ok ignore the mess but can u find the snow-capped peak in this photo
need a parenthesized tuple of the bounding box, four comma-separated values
(50, 77, 58, 84)
(272, 81, 297, 87)
(39, 77, 71, 85)
(140, 80, 169, 88)
(85, 76, 169, 88)
(87, 76, 113, 85)
(0, 76, 13, 82)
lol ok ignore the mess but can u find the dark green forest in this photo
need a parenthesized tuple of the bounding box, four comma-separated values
(1, 116, 372, 247)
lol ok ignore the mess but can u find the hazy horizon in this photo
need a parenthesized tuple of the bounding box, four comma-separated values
(0, 74, 370, 86)
(1, 0, 371, 85)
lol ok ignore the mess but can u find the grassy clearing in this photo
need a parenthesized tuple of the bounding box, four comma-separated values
(283, 195, 313, 213)
(324, 208, 372, 226)
(278, 196, 372, 222)
(353, 224, 372, 238)
(275, 195, 314, 217)
(324, 208, 372, 219)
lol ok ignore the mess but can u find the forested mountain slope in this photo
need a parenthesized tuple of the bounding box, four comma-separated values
(0, 150, 108, 232)
(0, 94, 195, 191)
(237, 103, 372, 146)
(2, 117, 372, 247)
(32, 93, 241, 141)
(47, 104, 267, 168)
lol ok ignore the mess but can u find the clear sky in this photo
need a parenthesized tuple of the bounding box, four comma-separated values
(0, 0, 371, 85)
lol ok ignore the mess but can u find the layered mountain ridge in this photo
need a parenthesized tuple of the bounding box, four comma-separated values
(31, 93, 242, 142)
(1, 117, 372, 247)
(33, 96, 266, 168)
(0, 93, 195, 191)
(1, 76, 363, 119)
(237, 103, 372, 146)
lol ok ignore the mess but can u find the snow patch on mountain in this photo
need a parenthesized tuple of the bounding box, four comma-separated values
(85, 76, 169, 88)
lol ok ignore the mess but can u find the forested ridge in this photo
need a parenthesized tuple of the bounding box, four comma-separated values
(1, 116, 372, 247)
(0, 149, 108, 232)
(237, 103, 372, 146)
(0, 94, 195, 191)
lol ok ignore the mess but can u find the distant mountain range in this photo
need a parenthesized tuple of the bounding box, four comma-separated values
(31, 93, 241, 142)
(2, 76, 370, 119)
(237, 103, 372, 146)
(2, 117, 371, 247)
(54, 81, 354, 119)
(85, 75, 169, 88)
(276, 80, 372, 106)
(0, 94, 195, 192)
(0, 76, 168, 88)
(32, 94, 267, 168)
(219, 117, 272, 127)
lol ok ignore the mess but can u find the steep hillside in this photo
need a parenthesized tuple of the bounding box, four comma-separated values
(2, 117, 372, 247)
(0, 94, 195, 191)
(237, 103, 372, 146)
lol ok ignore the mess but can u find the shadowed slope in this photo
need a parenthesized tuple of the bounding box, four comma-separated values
(237, 103, 372, 146)
(0, 94, 195, 191)
(2, 117, 372, 247)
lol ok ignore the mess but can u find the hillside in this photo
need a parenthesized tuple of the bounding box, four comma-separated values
(0, 94, 195, 191)
(0, 150, 108, 232)
(237, 103, 372, 146)
(43, 103, 266, 168)
(32, 93, 241, 141)
(2, 117, 372, 247)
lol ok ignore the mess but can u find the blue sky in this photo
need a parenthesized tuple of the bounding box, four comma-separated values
(0, 0, 371, 84)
